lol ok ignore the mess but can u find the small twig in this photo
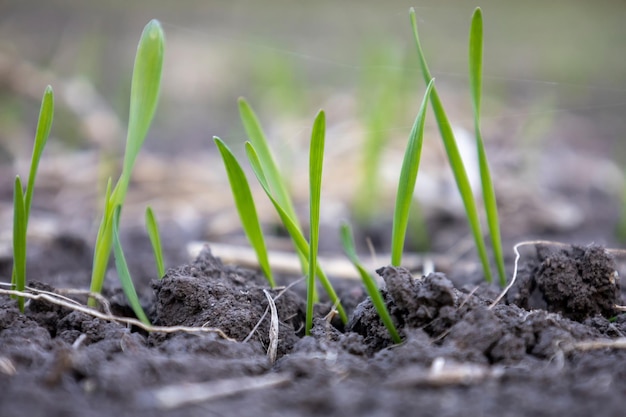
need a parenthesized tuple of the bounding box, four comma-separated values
(57, 288, 114, 315)
(263, 289, 279, 364)
(488, 240, 625, 309)
(0, 356, 16, 376)
(386, 357, 503, 388)
(71, 334, 87, 350)
(615, 305, 626, 312)
(243, 278, 304, 343)
(0, 282, 113, 315)
(324, 297, 341, 323)
(0, 287, 235, 341)
(571, 337, 626, 351)
(140, 373, 291, 410)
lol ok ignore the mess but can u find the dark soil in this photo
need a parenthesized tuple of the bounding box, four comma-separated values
(1, 237, 626, 417)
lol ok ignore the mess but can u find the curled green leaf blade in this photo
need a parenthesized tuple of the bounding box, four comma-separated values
(24, 86, 53, 221)
(390, 79, 434, 266)
(91, 20, 165, 302)
(469, 8, 507, 286)
(307, 110, 326, 335)
(145, 206, 165, 278)
(114, 19, 165, 204)
(409, 7, 493, 283)
(469, 8, 483, 118)
(214, 137, 275, 287)
(340, 222, 401, 344)
(12, 176, 26, 312)
(112, 206, 150, 325)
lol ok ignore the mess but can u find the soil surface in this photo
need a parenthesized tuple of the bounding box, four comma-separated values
(1, 237, 625, 417)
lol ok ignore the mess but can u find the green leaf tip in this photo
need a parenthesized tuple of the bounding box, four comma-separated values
(468, 6, 507, 286)
(144, 19, 163, 39)
(89, 19, 165, 304)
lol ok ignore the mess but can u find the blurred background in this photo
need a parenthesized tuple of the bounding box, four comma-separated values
(1, 0, 626, 274)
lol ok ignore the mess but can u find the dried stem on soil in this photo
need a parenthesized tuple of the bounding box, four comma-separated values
(140, 373, 292, 410)
(571, 338, 626, 351)
(386, 357, 503, 388)
(0, 284, 235, 341)
(263, 289, 279, 364)
(243, 278, 303, 343)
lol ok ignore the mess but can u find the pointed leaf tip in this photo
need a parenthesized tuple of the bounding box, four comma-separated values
(145, 19, 163, 38)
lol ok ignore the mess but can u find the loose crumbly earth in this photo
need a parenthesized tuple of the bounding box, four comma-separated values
(1, 237, 625, 417)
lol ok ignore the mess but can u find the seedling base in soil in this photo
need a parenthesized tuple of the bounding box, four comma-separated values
(0, 236, 625, 417)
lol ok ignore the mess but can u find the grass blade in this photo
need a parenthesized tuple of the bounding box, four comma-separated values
(145, 206, 165, 278)
(112, 206, 150, 325)
(469, 8, 506, 286)
(12, 176, 26, 312)
(90, 20, 165, 302)
(307, 110, 325, 335)
(238, 98, 310, 277)
(390, 79, 434, 266)
(214, 136, 275, 287)
(409, 8, 493, 283)
(11, 86, 54, 309)
(238, 98, 298, 220)
(114, 19, 165, 202)
(246, 142, 348, 324)
(340, 222, 401, 344)
(24, 86, 53, 221)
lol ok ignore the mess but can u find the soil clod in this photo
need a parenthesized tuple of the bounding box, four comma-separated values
(509, 244, 621, 321)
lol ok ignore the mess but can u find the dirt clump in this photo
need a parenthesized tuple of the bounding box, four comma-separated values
(508, 244, 621, 321)
(152, 246, 305, 356)
(1, 240, 626, 416)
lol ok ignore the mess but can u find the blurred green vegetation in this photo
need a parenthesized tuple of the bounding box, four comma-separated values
(1, 0, 624, 152)
(1, 0, 625, 245)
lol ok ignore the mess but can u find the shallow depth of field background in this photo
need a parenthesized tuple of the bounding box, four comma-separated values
(1, 0, 625, 255)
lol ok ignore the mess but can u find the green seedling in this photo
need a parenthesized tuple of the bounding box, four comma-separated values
(89, 19, 164, 306)
(469, 8, 506, 286)
(340, 222, 402, 344)
(12, 177, 26, 311)
(214, 136, 275, 287)
(238, 99, 310, 277)
(390, 78, 434, 266)
(409, 8, 494, 284)
(307, 110, 325, 335)
(11, 86, 54, 312)
(145, 206, 165, 278)
(245, 141, 348, 327)
(112, 206, 150, 325)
